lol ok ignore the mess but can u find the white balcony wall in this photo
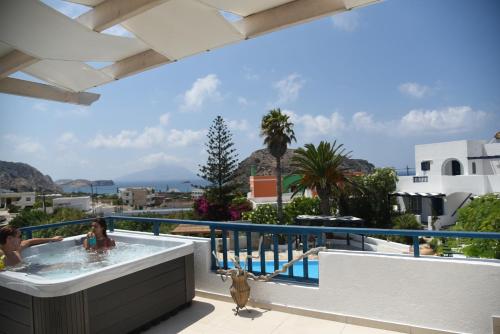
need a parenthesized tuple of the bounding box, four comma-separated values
(397, 175, 500, 195)
(120, 230, 500, 334)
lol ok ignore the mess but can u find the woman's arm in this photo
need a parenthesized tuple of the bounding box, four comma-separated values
(83, 237, 90, 250)
(20, 236, 63, 250)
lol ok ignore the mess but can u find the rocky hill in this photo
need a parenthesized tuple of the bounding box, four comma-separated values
(0, 161, 61, 193)
(234, 149, 375, 192)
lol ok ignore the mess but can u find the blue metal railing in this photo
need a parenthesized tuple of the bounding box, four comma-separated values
(18, 215, 500, 283)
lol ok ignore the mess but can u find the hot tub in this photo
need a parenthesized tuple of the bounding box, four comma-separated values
(0, 231, 194, 334)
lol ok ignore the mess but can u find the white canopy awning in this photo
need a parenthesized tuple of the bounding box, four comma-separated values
(0, 0, 379, 105)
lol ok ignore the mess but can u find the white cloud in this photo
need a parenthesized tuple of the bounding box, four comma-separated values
(227, 119, 249, 132)
(57, 132, 79, 145)
(4, 134, 45, 154)
(237, 97, 249, 106)
(284, 110, 346, 138)
(398, 82, 431, 98)
(56, 132, 79, 151)
(139, 153, 182, 167)
(159, 113, 171, 126)
(273, 73, 304, 105)
(243, 67, 260, 80)
(181, 74, 221, 111)
(399, 106, 487, 134)
(331, 11, 360, 32)
(350, 106, 488, 135)
(352, 112, 388, 132)
(167, 129, 206, 147)
(88, 126, 206, 149)
(32, 102, 90, 117)
(88, 128, 164, 149)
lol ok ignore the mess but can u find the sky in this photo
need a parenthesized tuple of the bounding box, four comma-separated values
(1, 0, 499, 181)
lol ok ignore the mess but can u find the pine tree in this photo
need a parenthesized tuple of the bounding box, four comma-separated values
(198, 116, 238, 205)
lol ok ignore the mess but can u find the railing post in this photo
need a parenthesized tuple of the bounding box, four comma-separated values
(222, 230, 228, 269)
(25, 230, 33, 239)
(361, 235, 365, 251)
(273, 234, 279, 271)
(108, 217, 114, 232)
(317, 233, 323, 247)
(210, 227, 216, 271)
(346, 233, 350, 246)
(288, 234, 293, 277)
(246, 231, 252, 271)
(413, 236, 420, 257)
(260, 233, 266, 274)
(302, 234, 308, 280)
(233, 230, 240, 258)
(153, 221, 160, 236)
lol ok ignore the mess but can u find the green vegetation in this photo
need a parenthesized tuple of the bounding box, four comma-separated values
(242, 196, 320, 225)
(10, 207, 88, 238)
(342, 168, 398, 228)
(453, 194, 500, 259)
(9, 207, 194, 239)
(261, 108, 296, 224)
(242, 204, 278, 225)
(284, 196, 320, 221)
(198, 115, 239, 206)
(389, 213, 422, 244)
(291, 141, 349, 216)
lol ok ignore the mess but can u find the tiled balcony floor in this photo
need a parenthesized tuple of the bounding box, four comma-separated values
(143, 296, 403, 334)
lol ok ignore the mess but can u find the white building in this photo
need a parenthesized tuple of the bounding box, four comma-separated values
(52, 196, 91, 211)
(190, 188, 205, 200)
(395, 133, 500, 229)
(118, 187, 155, 208)
(0, 191, 36, 209)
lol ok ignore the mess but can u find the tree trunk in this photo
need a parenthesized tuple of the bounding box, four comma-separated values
(318, 188, 331, 216)
(276, 156, 283, 224)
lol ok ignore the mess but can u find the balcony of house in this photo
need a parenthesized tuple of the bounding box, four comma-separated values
(398, 174, 500, 195)
(4, 217, 499, 334)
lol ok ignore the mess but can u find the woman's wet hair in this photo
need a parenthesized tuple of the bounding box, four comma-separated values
(0, 225, 20, 245)
(93, 218, 108, 238)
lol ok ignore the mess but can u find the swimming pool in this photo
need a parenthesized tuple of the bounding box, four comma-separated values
(228, 260, 319, 279)
(0, 231, 195, 334)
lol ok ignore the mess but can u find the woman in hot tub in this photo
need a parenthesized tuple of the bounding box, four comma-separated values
(83, 218, 115, 251)
(0, 225, 63, 268)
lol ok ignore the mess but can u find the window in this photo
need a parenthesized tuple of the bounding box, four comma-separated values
(421, 161, 430, 171)
(26, 197, 31, 201)
(431, 197, 444, 216)
(472, 162, 477, 174)
(404, 196, 422, 214)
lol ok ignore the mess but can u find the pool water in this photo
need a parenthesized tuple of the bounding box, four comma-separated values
(227, 260, 319, 279)
(12, 242, 165, 279)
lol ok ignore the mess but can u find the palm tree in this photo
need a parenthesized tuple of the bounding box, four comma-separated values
(291, 141, 350, 216)
(260, 109, 296, 224)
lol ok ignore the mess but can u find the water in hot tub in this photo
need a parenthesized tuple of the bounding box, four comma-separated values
(11, 242, 166, 279)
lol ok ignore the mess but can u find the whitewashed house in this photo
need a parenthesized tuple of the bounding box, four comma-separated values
(0, 191, 35, 209)
(394, 133, 500, 229)
(52, 196, 91, 211)
(118, 187, 155, 208)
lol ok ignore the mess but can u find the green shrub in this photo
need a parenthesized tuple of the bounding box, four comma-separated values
(454, 194, 500, 259)
(390, 213, 422, 244)
(284, 196, 320, 224)
(242, 204, 278, 225)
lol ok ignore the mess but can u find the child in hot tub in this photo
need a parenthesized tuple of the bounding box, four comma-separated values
(0, 225, 63, 268)
(83, 218, 115, 251)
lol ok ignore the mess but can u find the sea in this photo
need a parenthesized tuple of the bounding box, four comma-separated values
(61, 180, 204, 195)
